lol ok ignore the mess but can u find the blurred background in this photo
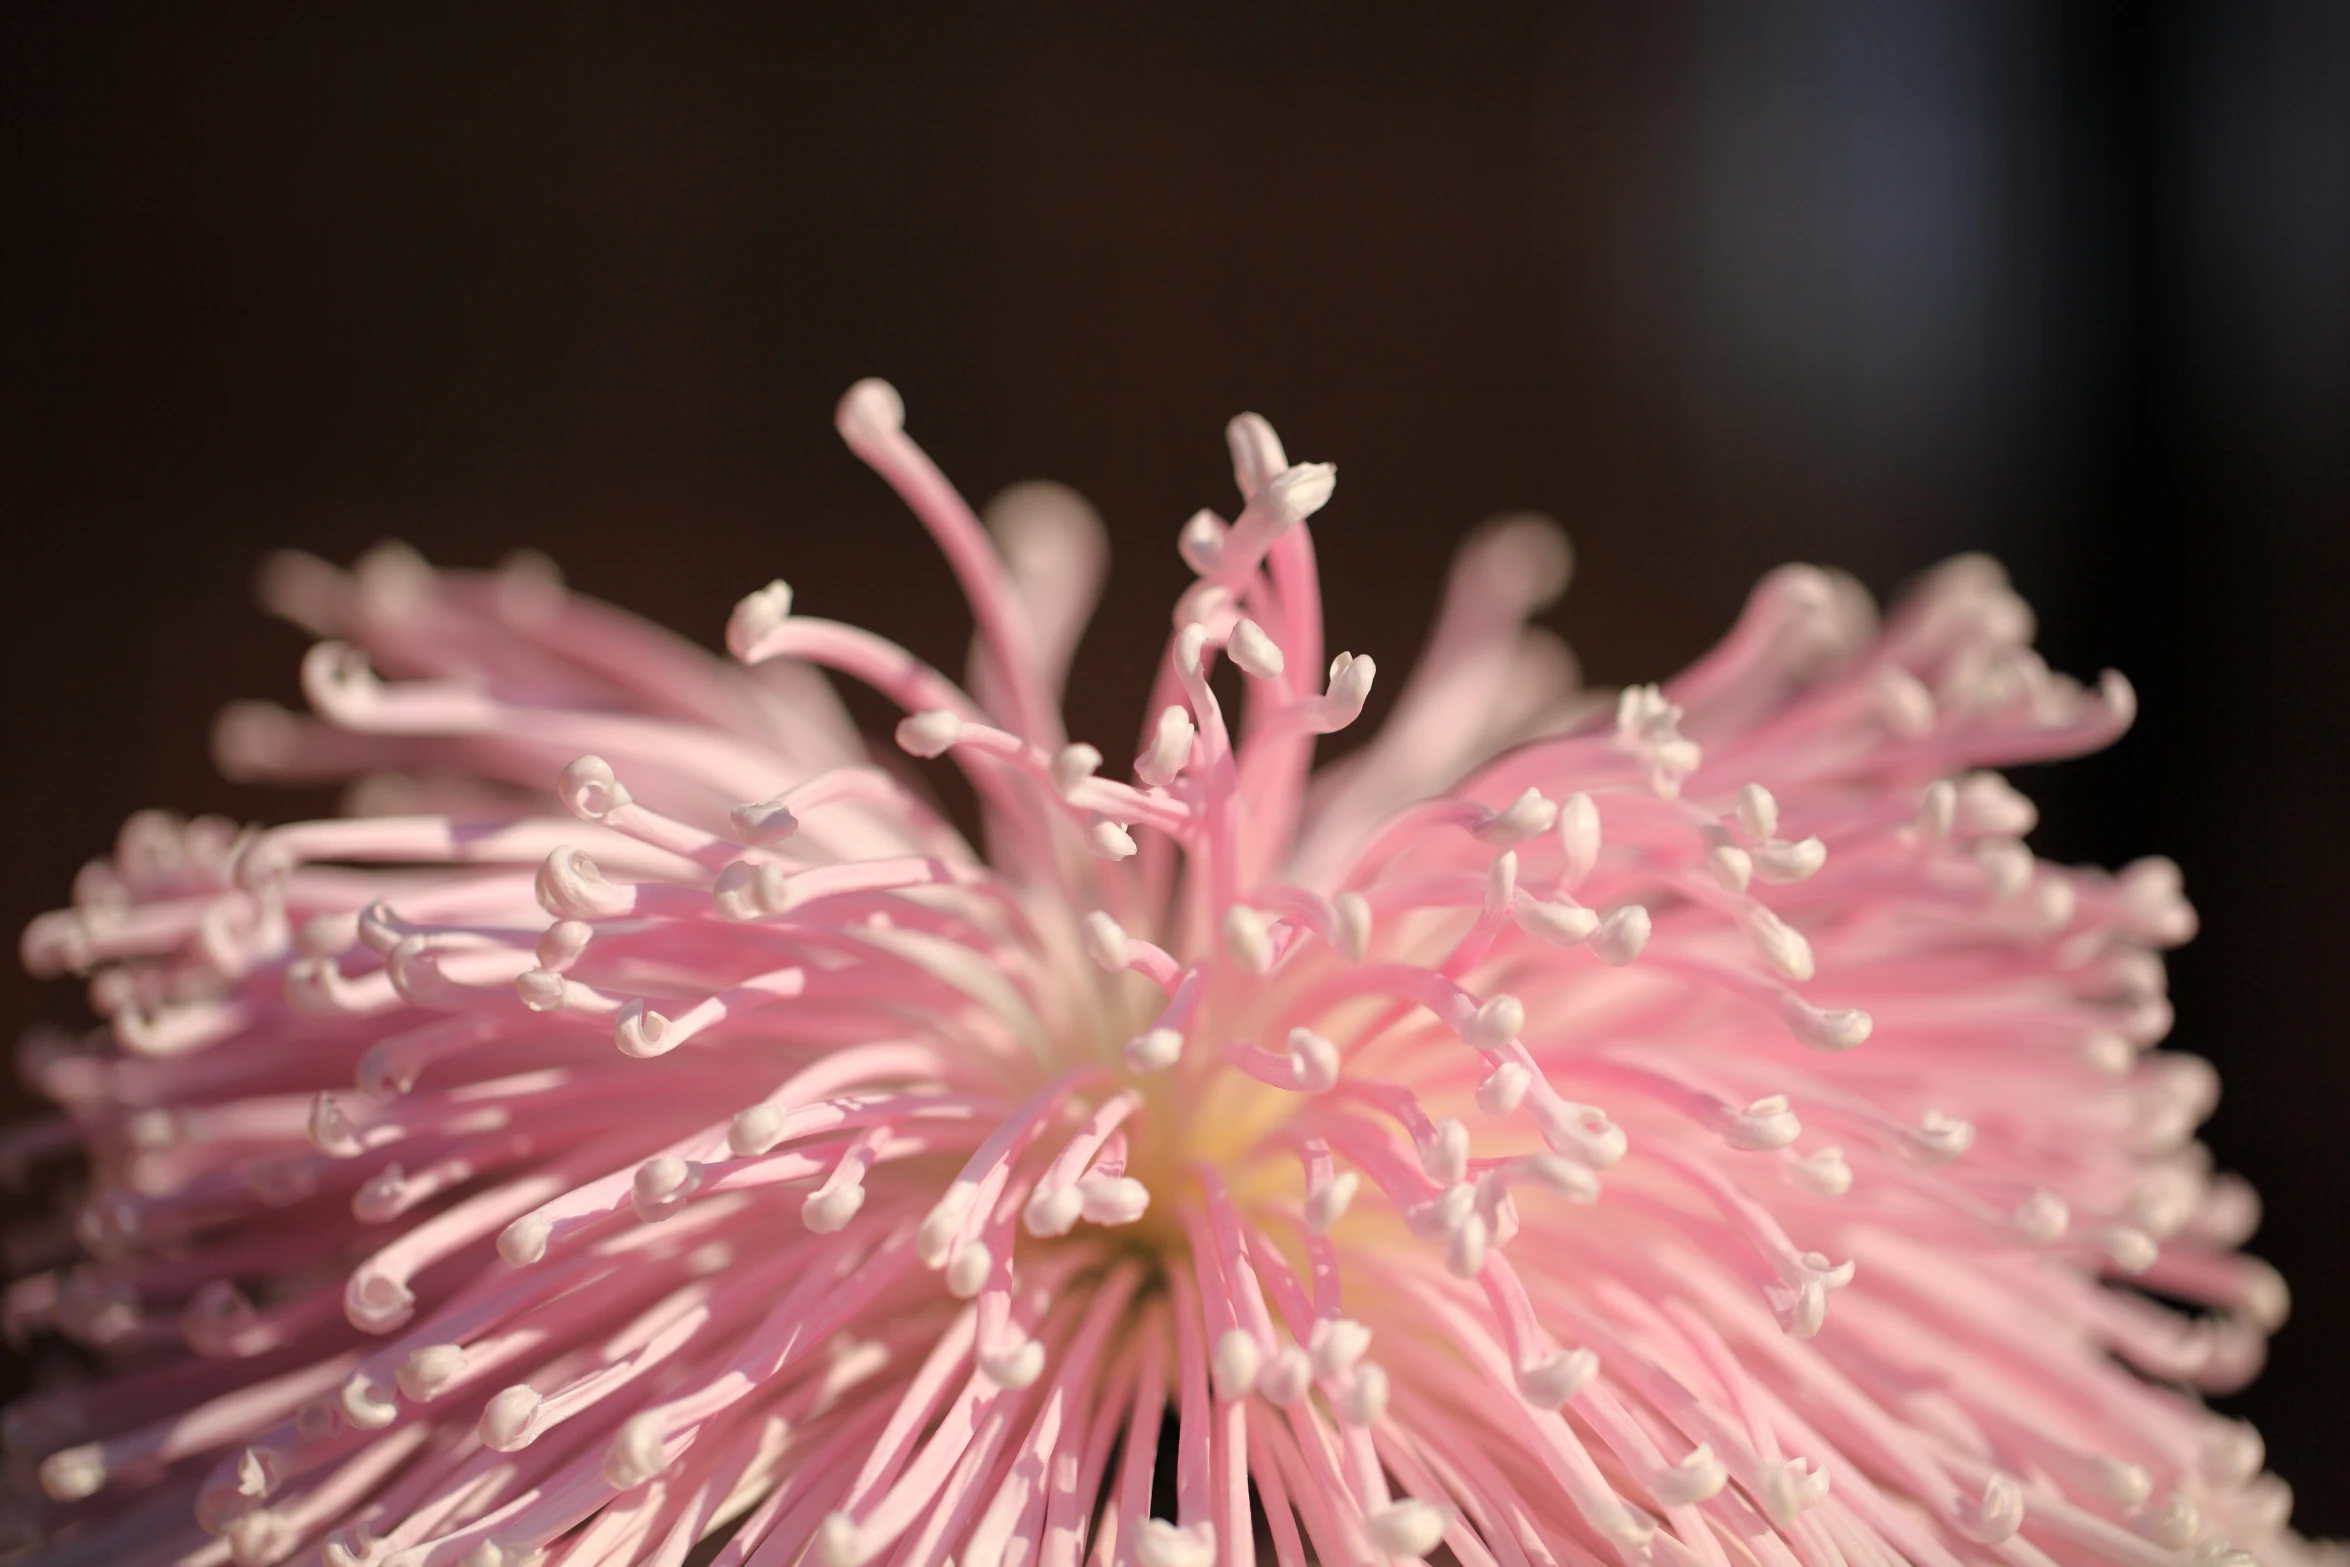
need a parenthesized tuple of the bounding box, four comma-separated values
(4, 2, 2345, 1525)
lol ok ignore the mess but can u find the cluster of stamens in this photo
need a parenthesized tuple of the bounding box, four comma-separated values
(2, 381, 2314, 1567)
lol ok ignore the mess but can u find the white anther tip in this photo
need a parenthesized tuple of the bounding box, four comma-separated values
(1222, 904, 1275, 975)
(1368, 1500, 1449, 1558)
(497, 1214, 552, 1266)
(1258, 1345, 1313, 1406)
(2100, 667, 2137, 724)
(1515, 895, 1599, 946)
(394, 1344, 467, 1403)
(1173, 622, 1210, 675)
(1516, 1153, 1602, 1203)
(914, 1193, 969, 1269)
(1477, 1062, 1532, 1116)
(231, 1449, 286, 1509)
(1745, 908, 1815, 982)
(1080, 910, 1131, 971)
(945, 1241, 993, 1299)
(1444, 1209, 1492, 1278)
(726, 580, 795, 662)
(1876, 666, 1938, 737)
(1123, 1028, 1183, 1074)
(1229, 419, 1286, 497)
(1024, 1186, 1085, 1238)
(729, 1104, 787, 1158)
(1212, 1329, 1261, 1401)
(1051, 743, 1102, 797)
(1753, 836, 1828, 884)
(1516, 1347, 1598, 1408)
(1226, 415, 1285, 496)
(2135, 1491, 2200, 1550)
(1176, 581, 1233, 630)
(802, 1184, 866, 1234)
(895, 709, 962, 759)
(37, 1445, 104, 1503)
(535, 918, 593, 973)
(2201, 1420, 2265, 1484)
(2013, 1188, 2070, 1244)
(729, 795, 799, 846)
(614, 1000, 673, 1059)
(979, 1339, 1046, 1389)
(1916, 778, 1958, 839)
(343, 1267, 416, 1333)
(1417, 1119, 1471, 1186)
(1177, 510, 1226, 574)
(1286, 1027, 1340, 1093)
(1957, 771, 2039, 837)
(479, 1385, 542, 1452)
(1788, 1146, 1853, 1198)
(1229, 618, 1286, 680)
(1909, 1109, 1975, 1163)
(1305, 1170, 1359, 1232)
(1076, 1174, 1151, 1226)
(631, 1155, 697, 1219)
(1557, 792, 1602, 885)
(1652, 1444, 1728, 1506)
(710, 860, 767, 922)
(1976, 837, 2036, 901)
(557, 755, 631, 822)
(815, 1513, 865, 1567)
(1782, 997, 1872, 1052)
(1590, 905, 1651, 965)
(2099, 1225, 2159, 1274)
(1533, 1099, 1628, 1169)
(1956, 1473, 2025, 1545)
(1087, 819, 1138, 861)
(339, 1372, 400, 1430)
(1465, 993, 1524, 1050)
(1476, 788, 1558, 848)
(535, 845, 630, 921)
(1268, 462, 1337, 520)
(836, 378, 905, 444)
(1324, 651, 1376, 720)
(1728, 1095, 1802, 1152)
(1310, 1317, 1371, 1378)
(307, 1091, 364, 1158)
(1776, 1279, 1830, 1339)
(1134, 1520, 1217, 1567)
(1759, 1458, 1830, 1524)
(2097, 1457, 2154, 1508)
(1136, 705, 1195, 789)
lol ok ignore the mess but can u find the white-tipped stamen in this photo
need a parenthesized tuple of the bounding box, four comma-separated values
(895, 709, 963, 759)
(1137, 705, 1195, 788)
(1212, 1328, 1261, 1401)
(1228, 618, 1286, 680)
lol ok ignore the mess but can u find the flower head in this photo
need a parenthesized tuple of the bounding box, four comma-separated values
(7, 382, 2325, 1567)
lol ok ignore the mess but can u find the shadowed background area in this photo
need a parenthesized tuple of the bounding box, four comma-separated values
(3, 2, 2345, 1525)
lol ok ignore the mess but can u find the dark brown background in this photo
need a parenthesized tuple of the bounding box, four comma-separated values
(5, 3, 2345, 1524)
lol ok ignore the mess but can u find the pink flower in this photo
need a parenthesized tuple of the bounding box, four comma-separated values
(8, 380, 2325, 1567)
